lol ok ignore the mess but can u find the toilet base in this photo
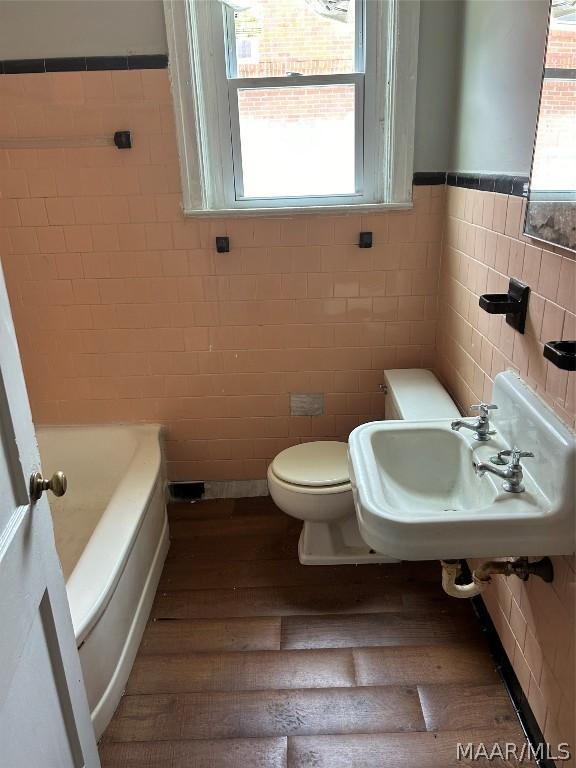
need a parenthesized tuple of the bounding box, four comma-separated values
(297, 516, 399, 566)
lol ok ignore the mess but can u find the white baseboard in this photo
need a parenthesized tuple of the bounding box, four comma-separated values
(203, 479, 269, 499)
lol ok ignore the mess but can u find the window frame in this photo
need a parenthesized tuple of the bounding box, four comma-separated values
(164, 0, 420, 215)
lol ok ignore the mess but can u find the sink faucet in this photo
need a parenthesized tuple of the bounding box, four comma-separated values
(474, 447, 534, 493)
(451, 403, 498, 442)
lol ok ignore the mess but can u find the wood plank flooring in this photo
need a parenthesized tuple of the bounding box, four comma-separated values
(100, 498, 534, 767)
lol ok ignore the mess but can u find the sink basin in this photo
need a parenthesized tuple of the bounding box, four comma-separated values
(348, 371, 575, 560)
(369, 426, 496, 515)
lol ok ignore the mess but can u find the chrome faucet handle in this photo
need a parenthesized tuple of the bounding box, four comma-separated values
(470, 403, 498, 418)
(498, 447, 534, 467)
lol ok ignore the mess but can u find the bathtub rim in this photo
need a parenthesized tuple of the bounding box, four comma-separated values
(38, 423, 166, 645)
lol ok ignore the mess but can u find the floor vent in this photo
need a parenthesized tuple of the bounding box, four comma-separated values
(168, 481, 205, 503)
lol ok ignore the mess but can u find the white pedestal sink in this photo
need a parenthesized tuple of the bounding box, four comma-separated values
(348, 371, 575, 560)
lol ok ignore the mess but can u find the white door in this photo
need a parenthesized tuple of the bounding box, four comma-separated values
(0, 261, 100, 767)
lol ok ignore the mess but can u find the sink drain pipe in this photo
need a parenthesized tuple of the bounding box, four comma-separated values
(440, 557, 554, 599)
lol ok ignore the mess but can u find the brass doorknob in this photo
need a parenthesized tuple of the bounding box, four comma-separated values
(30, 471, 67, 502)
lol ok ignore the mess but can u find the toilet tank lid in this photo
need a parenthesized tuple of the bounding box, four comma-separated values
(271, 441, 350, 487)
(383, 369, 460, 420)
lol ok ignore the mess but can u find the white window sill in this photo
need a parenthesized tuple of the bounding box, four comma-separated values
(183, 201, 414, 218)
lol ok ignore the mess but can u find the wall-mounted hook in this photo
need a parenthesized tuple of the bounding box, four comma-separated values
(543, 341, 576, 371)
(479, 277, 530, 334)
(113, 130, 132, 149)
(359, 231, 373, 249)
(216, 236, 230, 253)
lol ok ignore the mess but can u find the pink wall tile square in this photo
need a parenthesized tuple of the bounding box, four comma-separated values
(528, 675, 548, 731)
(512, 644, 531, 695)
(537, 250, 562, 302)
(541, 301, 565, 342)
(557, 258, 576, 314)
(1, 169, 29, 198)
(385, 271, 412, 296)
(0, 199, 22, 227)
(111, 70, 144, 103)
(388, 213, 416, 243)
(26, 253, 56, 282)
(116, 223, 146, 251)
(36, 226, 66, 254)
(492, 193, 508, 234)
(100, 196, 130, 224)
(504, 195, 523, 238)
(129, 195, 158, 223)
(82, 71, 114, 103)
(494, 235, 511, 275)
(91, 224, 120, 252)
(45, 197, 75, 226)
(28, 169, 57, 197)
(145, 223, 173, 250)
(72, 278, 100, 305)
(508, 240, 525, 280)
(17, 198, 48, 227)
(9, 227, 38, 254)
(172, 222, 202, 250)
(64, 224, 93, 252)
(73, 197, 103, 225)
(522, 244, 542, 288)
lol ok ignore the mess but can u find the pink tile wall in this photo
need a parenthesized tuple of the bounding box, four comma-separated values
(437, 184, 575, 758)
(0, 69, 443, 482)
(1, 66, 573, 755)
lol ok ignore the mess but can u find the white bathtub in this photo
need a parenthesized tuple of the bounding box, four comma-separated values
(36, 424, 169, 739)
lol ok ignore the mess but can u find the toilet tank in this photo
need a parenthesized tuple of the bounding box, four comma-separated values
(384, 369, 460, 420)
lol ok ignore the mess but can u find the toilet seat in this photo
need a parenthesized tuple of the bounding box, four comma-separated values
(271, 441, 350, 488)
(268, 466, 352, 495)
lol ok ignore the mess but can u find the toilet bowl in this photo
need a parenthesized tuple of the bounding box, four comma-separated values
(267, 441, 391, 564)
(268, 369, 461, 565)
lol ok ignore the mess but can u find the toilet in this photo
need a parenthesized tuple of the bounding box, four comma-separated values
(267, 369, 460, 565)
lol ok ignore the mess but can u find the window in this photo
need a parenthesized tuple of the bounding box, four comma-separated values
(236, 37, 259, 63)
(165, 0, 420, 213)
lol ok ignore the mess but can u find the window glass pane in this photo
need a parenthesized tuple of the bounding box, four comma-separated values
(237, 84, 357, 198)
(531, 79, 576, 192)
(232, 0, 357, 78)
(530, 10, 576, 193)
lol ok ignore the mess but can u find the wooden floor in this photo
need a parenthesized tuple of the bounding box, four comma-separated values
(99, 498, 533, 767)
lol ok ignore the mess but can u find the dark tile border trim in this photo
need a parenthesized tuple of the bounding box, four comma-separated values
(413, 172, 529, 197)
(46, 57, 87, 72)
(412, 171, 447, 186)
(460, 561, 556, 768)
(86, 56, 130, 71)
(0, 54, 168, 74)
(544, 67, 576, 80)
(2, 59, 45, 74)
(447, 172, 529, 198)
(127, 55, 169, 70)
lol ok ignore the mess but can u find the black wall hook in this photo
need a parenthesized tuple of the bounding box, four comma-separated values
(359, 231, 373, 248)
(479, 277, 530, 334)
(215, 236, 230, 253)
(113, 130, 132, 149)
(544, 341, 576, 371)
